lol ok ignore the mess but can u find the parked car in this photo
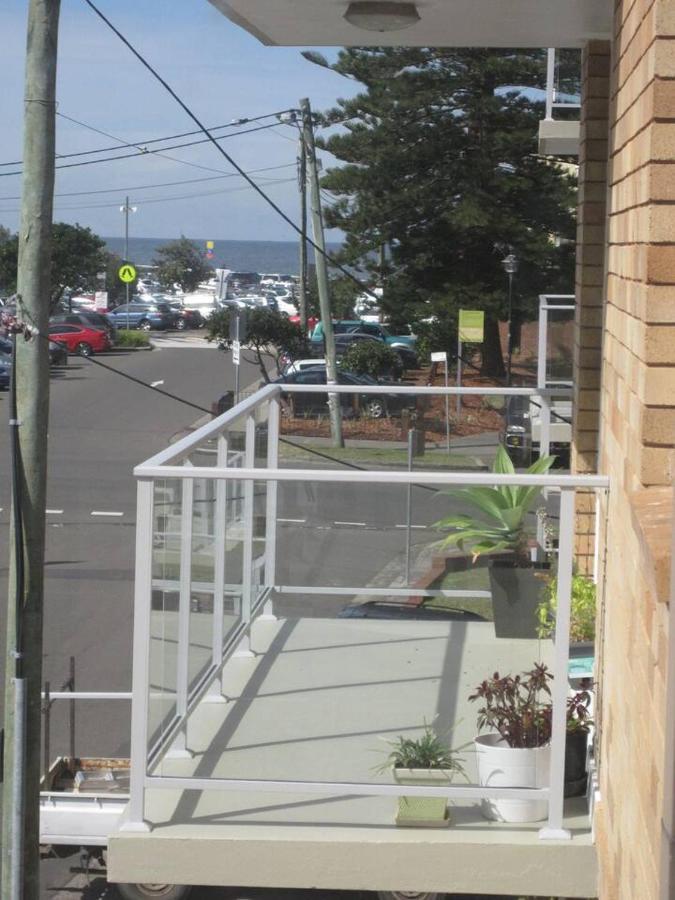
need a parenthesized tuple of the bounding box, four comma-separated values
(166, 302, 204, 330)
(106, 303, 173, 331)
(51, 311, 117, 343)
(310, 320, 418, 368)
(47, 323, 111, 357)
(502, 393, 572, 468)
(273, 369, 413, 419)
(0, 334, 68, 367)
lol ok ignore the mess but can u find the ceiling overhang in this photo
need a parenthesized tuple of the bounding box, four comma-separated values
(208, 0, 612, 48)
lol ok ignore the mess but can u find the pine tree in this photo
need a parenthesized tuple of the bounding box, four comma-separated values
(305, 47, 577, 377)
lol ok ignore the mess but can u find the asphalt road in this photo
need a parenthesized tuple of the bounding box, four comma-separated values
(0, 338, 453, 900)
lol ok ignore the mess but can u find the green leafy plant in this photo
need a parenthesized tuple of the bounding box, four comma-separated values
(340, 339, 403, 379)
(536, 573, 596, 643)
(115, 330, 150, 348)
(434, 445, 556, 565)
(378, 725, 468, 776)
(470, 663, 593, 748)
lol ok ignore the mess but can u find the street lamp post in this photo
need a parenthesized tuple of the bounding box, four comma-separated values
(501, 252, 518, 386)
(120, 196, 137, 330)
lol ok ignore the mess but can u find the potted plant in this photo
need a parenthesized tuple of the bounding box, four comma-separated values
(470, 663, 594, 820)
(378, 725, 468, 827)
(536, 572, 596, 657)
(435, 445, 556, 638)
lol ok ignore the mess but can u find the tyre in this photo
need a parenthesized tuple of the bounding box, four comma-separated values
(175, 318, 186, 331)
(139, 319, 152, 332)
(116, 884, 191, 900)
(364, 397, 387, 419)
(76, 342, 93, 358)
(377, 893, 444, 900)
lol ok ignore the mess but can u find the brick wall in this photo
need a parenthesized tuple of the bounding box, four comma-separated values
(589, 2, 675, 897)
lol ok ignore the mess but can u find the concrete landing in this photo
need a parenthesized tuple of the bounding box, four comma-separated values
(108, 617, 597, 897)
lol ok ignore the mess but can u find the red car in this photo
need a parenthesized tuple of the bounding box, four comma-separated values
(48, 322, 110, 357)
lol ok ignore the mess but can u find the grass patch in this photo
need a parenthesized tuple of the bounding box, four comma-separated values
(422, 564, 494, 621)
(115, 330, 151, 348)
(279, 440, 481, 470)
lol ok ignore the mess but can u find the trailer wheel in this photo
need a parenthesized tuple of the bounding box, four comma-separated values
(377, 893, 445, 900)
(116, 884, 191, 900)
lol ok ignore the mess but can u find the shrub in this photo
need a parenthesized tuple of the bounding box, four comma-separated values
(378, 725, 467, 775)
(340, 340, 402, 379)
(115, 330, 150, 348)
(536, 573, 596, 643)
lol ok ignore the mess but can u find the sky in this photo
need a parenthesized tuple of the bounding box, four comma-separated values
(0, 0, 356, 242)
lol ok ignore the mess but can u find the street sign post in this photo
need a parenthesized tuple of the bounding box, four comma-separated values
(118, 263, 136, 283)
(232, 340, 241, 366)
(431, 351, 450, 454)
(456, 310, 485, 416)
(94, 291, 108, 311)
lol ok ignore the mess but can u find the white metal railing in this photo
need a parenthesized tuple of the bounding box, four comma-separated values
(123, 383, 607, 841)
(544, 48, 581, 121)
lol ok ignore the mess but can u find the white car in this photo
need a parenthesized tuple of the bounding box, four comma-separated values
(283, 357, 326, 375)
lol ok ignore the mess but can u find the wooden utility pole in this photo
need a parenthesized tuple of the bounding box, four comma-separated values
(300, 97, 343, 447)
(2, 2, 60, 898)
(297, 132, 308, 333)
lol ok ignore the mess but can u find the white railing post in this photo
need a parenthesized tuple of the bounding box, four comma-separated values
(262, 396, 280, 619)
(204, 435, 228, 703)
(545, 48, 555, 120)
(540, 487, 575, 840)
(537, 295, 548, 391)
(235, 413, 256, 657)
(120, 478, 154, 833)
(168, 462, 195, 758)
(540, 393, 552, 460)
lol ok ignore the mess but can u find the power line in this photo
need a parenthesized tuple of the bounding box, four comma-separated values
(0, 121, 285, 178)
(0, 108, 296, 168)
(0, 162, 297, 202)
(80, 0, 376, 300)
(0, 177, 296, 214)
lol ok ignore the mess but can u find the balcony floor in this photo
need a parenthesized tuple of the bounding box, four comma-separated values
(108, 616, 597, 897)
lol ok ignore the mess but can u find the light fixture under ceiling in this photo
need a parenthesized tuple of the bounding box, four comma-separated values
(344, 1, 421, 32)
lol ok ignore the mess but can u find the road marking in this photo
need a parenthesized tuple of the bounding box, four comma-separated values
(277, 517, 306, 524)
(395, 524, 427, 529)
(90, 510, 124, 517)
(46, 509, 64, 515)
(151, 379, 164, 387)
(334, 520, 367, 527)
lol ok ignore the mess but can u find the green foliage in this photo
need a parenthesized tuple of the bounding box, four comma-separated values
(207, 306, 307, 382)
(115, 330, 150, 348)
(378, 725, 467, 775)
(340, 339, 402, 378)
(470, 662, 553, 748)
(0, 223, 107, 310)
(105, 251, 133, 303)
(434, 445, 556, 564)
(153, 236, 212, 292)
(306, 47, 577, 376)
(536, 573, 596, 643)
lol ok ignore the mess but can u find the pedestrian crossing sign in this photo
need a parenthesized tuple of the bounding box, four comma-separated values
(118, 263, 137, 283)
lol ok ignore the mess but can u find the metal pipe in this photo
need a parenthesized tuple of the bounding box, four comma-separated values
(10, 677, 26, 900)
(69, 655, 75, 760)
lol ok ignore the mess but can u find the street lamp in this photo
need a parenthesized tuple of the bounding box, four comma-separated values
(501, 252, 518, 385)
(120, 196, 137, 330)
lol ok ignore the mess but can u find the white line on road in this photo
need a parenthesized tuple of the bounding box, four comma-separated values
(334, 520, 367, 527)
(395, 524, 427, 529)
(151, 379, 164, 387)
(46, 509, 64, 515)
(276, 517, 306, 524)
(90, 510, 124, 517)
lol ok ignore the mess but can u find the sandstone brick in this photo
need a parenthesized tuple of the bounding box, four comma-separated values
(645, 243, 675, 282)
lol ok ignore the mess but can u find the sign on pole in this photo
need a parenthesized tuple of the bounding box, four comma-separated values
(232, 339, 241, 366)
(430, 352, 450, 454)
(458, 309, 485, 343)
(94, 291, 108, 311)
(118, 262, 137, 283)
(430, 351, 447, 363)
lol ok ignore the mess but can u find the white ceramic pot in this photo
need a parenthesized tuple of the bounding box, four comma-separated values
(474, 733, 550, 823)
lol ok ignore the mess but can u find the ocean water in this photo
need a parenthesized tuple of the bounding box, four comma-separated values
(104, 237, 341, 275)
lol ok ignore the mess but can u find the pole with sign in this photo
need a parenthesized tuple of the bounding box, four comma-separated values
(431, 350, 450, 454)
(457, 310, 485, 416)
(229, 308, 247, 404)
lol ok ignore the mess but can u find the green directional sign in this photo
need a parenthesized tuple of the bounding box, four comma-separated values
(118, 262, 137, 284)
(458, 309, 485, 343)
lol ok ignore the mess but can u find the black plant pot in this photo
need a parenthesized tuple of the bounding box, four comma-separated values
(565, 729, 589, 797)
(488, 560, 550, 639)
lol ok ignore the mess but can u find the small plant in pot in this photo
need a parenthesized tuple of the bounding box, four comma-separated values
(564, 687, 593, 797)
(434, 445, 556, 638)
(470, 662, 553, 823)
(378, 725, 468, 827)
(537, 572, 596, 657)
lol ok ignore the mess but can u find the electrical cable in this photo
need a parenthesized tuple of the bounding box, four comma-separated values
(79, 0, 379, 302)
(0, 162, 297, 202)
(0, 121, 285, 178)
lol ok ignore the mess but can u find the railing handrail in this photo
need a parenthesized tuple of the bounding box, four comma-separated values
(135, 463, 609, 489)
